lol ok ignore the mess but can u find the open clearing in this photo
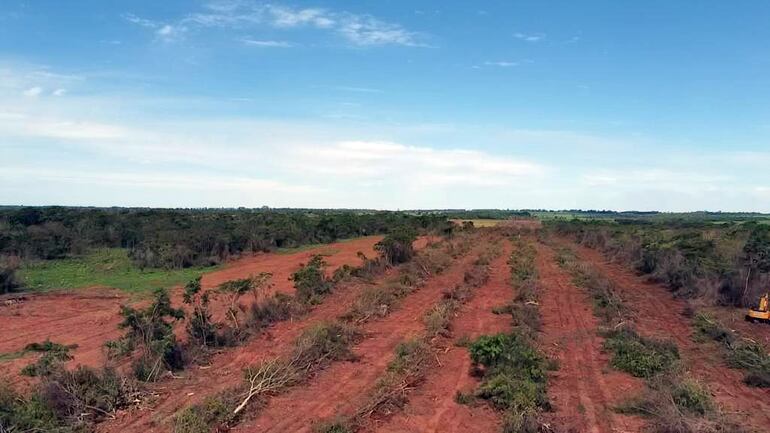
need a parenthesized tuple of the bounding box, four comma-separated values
(2, 220, 769, 433)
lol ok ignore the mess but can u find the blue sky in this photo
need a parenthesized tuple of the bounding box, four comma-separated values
(2, 1, 770, 211)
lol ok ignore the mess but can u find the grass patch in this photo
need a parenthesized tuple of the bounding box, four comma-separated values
(19, 248, 215, 294)
(602, 327, 679, 378)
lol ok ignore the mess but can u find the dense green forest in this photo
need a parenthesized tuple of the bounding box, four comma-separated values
(0, 207, 449, 287)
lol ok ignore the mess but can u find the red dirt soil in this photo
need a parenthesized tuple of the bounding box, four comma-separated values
(567, 239, 770, 433)
(371, 239, 513, 433)
(535, 242, 644, 433)
(98, 236, 434, 433)
(231, 245, 484, 433)
(0, 236, 384, 388)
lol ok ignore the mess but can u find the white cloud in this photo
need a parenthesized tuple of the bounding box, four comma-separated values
(52, 88, 67, 96)
(126, 2, 423, 47)
(23, 86, 43, 97)
(514, 32, 545, 42)
(240, 38, 293, 47)
(292, 140, 546, 187)
(484, 61, 519, 67)
(123, 13, 186, 42)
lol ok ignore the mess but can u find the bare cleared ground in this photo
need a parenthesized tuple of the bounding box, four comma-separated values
(371, 240, 513, 433)
(535, 241, 644, 433)
(0, 236, 384, 388)
(231, 244, 484, 433)
(565, 239, 770, 433)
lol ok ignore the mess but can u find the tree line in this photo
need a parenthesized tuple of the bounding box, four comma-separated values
(0, 207, 450, 272)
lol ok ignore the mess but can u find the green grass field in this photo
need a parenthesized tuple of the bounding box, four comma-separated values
(18, 248, 216, 294)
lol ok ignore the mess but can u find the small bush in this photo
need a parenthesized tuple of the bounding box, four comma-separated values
(1, 366, 137, 433)
(174, 391, 239, 433)
(693, 313, 735, 345)
(291, 255, 334, 303)
(469, 333, 549, 415)
(508, 304, 542, 333)
(602, 327, 679, 378)
(375, 227, 417, 265)
(20, 340, 78, 377)
(0, 255, 21, 294)
(248, 292, 299, 329)
(106, 288, 185, 382)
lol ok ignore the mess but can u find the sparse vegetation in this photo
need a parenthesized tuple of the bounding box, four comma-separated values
(291, 255, 334, 303)
(20, 340, 78, 377)
(106, 288, 185, 382)
(694, 313, 770, 388)
(469, 333, 550, 432)
(1, 365, 138, 433)
(549, 219, 770, 307)
(602, 327, 679, 378)
(616, 375, 747, 433)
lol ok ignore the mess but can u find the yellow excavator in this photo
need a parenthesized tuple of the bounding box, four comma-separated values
(746, 293, 770, 323)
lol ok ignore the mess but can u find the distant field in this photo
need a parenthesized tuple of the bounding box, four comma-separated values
(450, 218, 508, 227)
(18, 248, 215, 294)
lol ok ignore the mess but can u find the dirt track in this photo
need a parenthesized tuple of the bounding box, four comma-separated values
(232, 244, 483, 433)
(371, 240, 513, 433)
(0, 236, 383, 388)
(567, 240, 770, 433)
(535, 242, 644, 433)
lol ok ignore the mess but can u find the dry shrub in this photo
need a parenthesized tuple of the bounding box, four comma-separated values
(616, 376, 747, 433)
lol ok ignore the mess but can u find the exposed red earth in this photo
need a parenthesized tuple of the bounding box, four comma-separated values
(566, 239, 770, 433)
(371, 239, 513, 433)
(0, 236, 385, 389)
(535, 241, 644, 433)
(230, 244, 484, 433)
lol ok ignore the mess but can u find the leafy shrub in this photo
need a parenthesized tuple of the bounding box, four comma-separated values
(1, 366, 137, 433)
(291, 255, 334, 303)
(374, 226, 417, 265)
(248, 292, 299, 329)
(21, 340, 78, 377)
(107, 288, 185, 381)
(0, 255, 21, 294)
(602, 327, 679, 378)
(469, 333, 549, 415)
(174, 391, 239, 433)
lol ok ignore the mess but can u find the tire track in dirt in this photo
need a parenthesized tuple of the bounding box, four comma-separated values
(566, 240, 770, 433)
(370, 239, 513, 433)
(535, 241, 644, 433)
(232, 245, 486, 433)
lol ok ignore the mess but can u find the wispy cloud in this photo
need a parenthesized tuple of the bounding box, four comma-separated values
(292, 140, 546, 187)
(514, 32, 545, 42)
(240, 38, 294, 47)
(484, 61, 519, 67)
(125, 2, 424, 47)
(22, 86, 43, 97)
(123, 13, 186, 42)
